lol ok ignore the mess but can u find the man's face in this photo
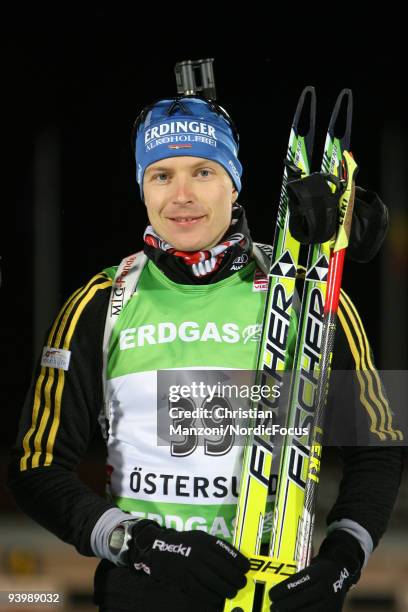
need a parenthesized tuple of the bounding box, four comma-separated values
(142, 156, 238, 251)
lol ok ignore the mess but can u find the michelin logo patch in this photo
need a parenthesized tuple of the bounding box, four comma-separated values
(41, 346, 71, 371)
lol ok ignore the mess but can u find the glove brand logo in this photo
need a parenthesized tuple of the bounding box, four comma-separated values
(287, 574, 311, 589)
(152, 539, 192, 557)
(216, 539, 237, 558)
(133, 561, 151, 575)
(333, 567, 349, 593)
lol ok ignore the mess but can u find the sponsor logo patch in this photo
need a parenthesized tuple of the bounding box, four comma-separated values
(242, 324, 262, 344)
(41, 346, 71, 371)
(169, 144, 193, 150)
(230, 253, 248, 271)
(228, 159, 240, 181)
(253, 268, 268, 292)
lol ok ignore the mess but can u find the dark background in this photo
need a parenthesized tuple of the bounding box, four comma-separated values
(0, 23, 407, 611)
(1, 27, 407, 453)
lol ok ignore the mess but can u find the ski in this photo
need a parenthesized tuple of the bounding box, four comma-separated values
(225, 88, 356, 612)
(265, 90, 354, 611)
(296, 148, 358, 570)
(224, 86, 316, 612)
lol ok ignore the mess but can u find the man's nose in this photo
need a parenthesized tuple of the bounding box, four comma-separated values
(171, 175, 194, 204)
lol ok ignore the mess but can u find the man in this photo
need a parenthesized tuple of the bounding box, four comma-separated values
(7, 95, 403, 612)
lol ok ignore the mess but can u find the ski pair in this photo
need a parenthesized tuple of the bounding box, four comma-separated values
(224, 87, 358, 612)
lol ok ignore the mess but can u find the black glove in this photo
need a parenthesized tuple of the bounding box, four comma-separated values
(285, 162, 341, 245)
(127, 519, 250, 606)
(347, 186, 389, 262)
(285, 162, 389, 263)
(269, 530, 364, 611)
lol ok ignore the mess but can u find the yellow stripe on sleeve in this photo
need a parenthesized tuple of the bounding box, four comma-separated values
(20, 273, 112, 471)
(19, 285, 85, 472)
(339, 289, 402, 441)
(43, 279, 111, 466)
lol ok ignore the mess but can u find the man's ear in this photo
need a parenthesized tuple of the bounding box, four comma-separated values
(231, 188, 238, 205)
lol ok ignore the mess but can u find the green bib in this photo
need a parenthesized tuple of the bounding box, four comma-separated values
(102, 258, 297, 541)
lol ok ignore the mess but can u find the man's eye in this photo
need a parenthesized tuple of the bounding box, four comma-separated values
(198, 169, 211, 177)
(155, 173, 168, 181)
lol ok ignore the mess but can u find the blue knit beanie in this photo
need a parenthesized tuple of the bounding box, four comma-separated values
(134, 97, 242, 201)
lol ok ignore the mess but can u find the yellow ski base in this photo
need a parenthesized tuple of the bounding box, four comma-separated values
(224, 553, 297, 612)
